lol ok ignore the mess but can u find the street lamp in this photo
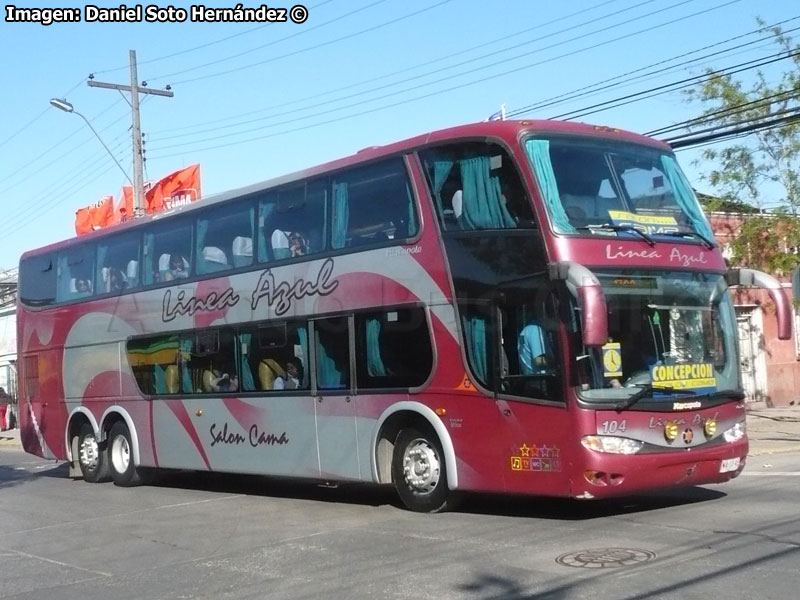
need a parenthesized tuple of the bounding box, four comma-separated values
(49, 98, 133, 185)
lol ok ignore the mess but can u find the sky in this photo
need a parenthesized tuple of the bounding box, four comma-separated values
(1, 0, 797, 271)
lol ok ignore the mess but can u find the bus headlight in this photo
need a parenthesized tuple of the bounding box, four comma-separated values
(722, 421, 746, 443)
(581, 436, 644, 455)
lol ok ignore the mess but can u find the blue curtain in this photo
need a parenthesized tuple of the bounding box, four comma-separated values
(431, 160, 454, 215)
(154, 364, 166, 395)
(366, 318, 388, 377)
(332, 181, 349, 249)
(240, 333, 256, 392)
(462, 315, 488, 384)
(258, 201, 275, 262)
(661, 155, 715, 239)
(406, 181, 418, 237)
(196, 219, 209, 274)
(525, 140, 575, 233)
(56, 255, 70, 302)
(298, 327, 309, 388)
(315, 332, 343, 389)
(179, 339, 193, 393)
(143, 233, 155, 284)
(459, 156, 516, 230)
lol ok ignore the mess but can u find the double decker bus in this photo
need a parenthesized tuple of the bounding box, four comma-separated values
(17, 120, 791, 512)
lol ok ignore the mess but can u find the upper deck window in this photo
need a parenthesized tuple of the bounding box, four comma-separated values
(420, 142, 536, 232)
(258, 181, 327, 262)
(19, 254, 56, 307)
(56, 244, 95, 302)
(525, 137, 714, 240)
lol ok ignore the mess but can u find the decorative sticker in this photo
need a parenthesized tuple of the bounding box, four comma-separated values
(510, 443, 562, 472)
(651, 363, 716, 390)
(602, 342, 622, 378)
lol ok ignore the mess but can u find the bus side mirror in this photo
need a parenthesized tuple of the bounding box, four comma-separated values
(726, 268, 792, 340)
(549, 261, 608, 347)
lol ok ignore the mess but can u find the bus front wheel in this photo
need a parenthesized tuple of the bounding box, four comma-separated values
(107, 422, 142, 487)
(392, 427, 451, 513)
(77, 423, 109, 483)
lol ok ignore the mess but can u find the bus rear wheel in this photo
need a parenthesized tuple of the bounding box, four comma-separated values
(77, 423, 109, 483)
(392, 427, 451, 513)
(107, 422, 142, 487)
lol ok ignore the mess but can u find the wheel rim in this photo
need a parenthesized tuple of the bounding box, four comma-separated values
(402, 438, 441, 494)
(111, 434, 130, 474)
(79, 433, 99, 471)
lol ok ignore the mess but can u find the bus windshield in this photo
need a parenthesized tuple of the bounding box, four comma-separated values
(576, 271, 740, 403)
(525, 136, 714, 241)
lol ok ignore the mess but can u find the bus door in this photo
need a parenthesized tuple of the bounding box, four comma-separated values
(311, 316, 361, 480)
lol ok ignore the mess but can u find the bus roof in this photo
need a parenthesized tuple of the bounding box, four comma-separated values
(20, 119, 670, 261)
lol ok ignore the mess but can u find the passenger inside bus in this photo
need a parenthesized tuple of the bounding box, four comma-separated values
(74, 278, 92, 295)
(163, 254, 189, 281)
(273, 359, 303, 390)
(518, 323, 550, 374)
(209, 369, 239, 393)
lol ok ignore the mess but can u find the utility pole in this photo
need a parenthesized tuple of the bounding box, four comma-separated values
(88, 50, 173, 218)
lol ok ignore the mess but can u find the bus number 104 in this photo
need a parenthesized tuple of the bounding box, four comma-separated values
(600, 420, 628, 434)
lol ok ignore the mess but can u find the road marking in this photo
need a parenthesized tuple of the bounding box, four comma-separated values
(6, 494, 245, 536)
(9, 549, 112, 577)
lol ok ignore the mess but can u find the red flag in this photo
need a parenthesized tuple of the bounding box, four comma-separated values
(75, 195, 115, 235)
(146, 164, 201, 214)
(114, 185, 133, 224)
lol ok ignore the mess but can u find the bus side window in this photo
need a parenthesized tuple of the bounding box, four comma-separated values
(331, 158, 418, 249)
(56, 245, 96, 302)
(314, 317, 350, 391)
(239, 321, 310, 392)
(143, 220, 193, 286)
(196, 201, 254, 275)
(96, 232, 140, 294)
(258, 181, 326, 263)
(355, 308, 432, 390)
(420, 143, 536, 231)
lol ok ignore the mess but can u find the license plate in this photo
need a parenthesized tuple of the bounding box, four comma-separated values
(720, 457, 740, 473)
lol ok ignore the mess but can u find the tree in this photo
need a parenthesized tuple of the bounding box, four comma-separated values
(685, 20, 800, 274)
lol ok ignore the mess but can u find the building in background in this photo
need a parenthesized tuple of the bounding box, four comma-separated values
(709, 213, 799, 407)
(0, 268, 18, 424)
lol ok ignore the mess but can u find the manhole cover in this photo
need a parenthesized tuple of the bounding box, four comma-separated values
(556, 548, 656, 569)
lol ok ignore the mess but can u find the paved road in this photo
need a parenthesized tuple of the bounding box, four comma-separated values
(1, 445, 798, 600)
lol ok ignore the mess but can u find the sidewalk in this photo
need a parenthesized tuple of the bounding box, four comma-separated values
(2, 406, 799, 455)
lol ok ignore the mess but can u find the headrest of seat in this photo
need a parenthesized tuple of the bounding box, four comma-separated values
(202, 246, 227, 264)
(232, 236, 253, 256)
(127, 260, 139, 280)
(158, 254, 170, 271)
(452, 190, 463, 219)
(271, 229, 289, 249)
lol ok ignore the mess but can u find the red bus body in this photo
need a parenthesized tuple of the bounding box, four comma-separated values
(17, 120, 767, 508)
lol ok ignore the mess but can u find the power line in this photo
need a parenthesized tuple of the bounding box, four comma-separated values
(645, 88, 800, 136)
(546, 49, 800, 121)
(151, 0, 629, 137)
(151, 0, 394, 84)
(92, 0, 339, 75)
(506, 16, 800, 118)
(667, 106, 800, 148)
(150, 0, 737, 153)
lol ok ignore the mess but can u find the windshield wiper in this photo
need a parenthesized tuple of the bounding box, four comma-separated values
(577, 224, 655, 247)
(616, 384, 696, 410)
(659, 230, 715, 249)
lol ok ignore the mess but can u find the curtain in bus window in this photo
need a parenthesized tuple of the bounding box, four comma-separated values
(366, 318, 388, 377)
(179, 339, 193, 392)
(154, 364, 167, 395)
(258, 202, 275, 262)
(143, 233, 155, 285)
(459, 156, 515, 230)
(525, 140, 575, 233)
(316, 343, 342, 388)
(406, 181, 418, 237)
(462, 315, 488, 383)
(196, 219, 209, 273)
(96, 245, 109, 293)
(660, 155, 714, 239)
(298, 327, 309, 388)
(239, 333, 256, 391)
(431, 160, 454, 214)
(332, 181, 349, 249)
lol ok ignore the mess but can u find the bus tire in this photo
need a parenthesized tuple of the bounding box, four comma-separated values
(392, 426, 451, 513)
(107, 422, 142, 487)
(77, 423, 110, 483)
